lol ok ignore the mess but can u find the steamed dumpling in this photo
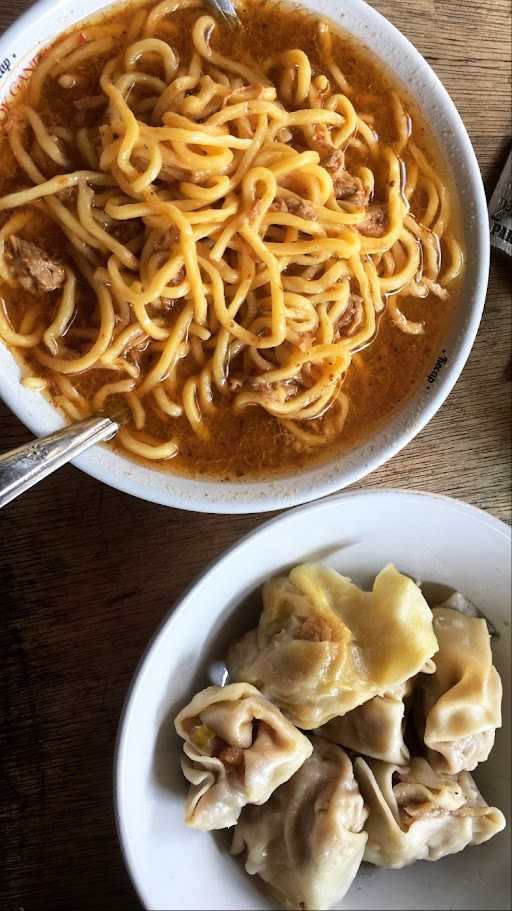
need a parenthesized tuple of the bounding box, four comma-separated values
(227, 563, 438, 728)
(232, 736, 368, 911)
(318, 680, 413, 764)
(174, 683, 312, 830)
(416, 606, 502, 773)
(355, 755, 505, 868)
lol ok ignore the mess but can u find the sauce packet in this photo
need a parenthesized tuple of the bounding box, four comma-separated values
(489, 149, 512, 256)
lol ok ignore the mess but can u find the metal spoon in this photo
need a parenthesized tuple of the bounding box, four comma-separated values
(0, 414, 119, 508)
(206, 0, 240, 26)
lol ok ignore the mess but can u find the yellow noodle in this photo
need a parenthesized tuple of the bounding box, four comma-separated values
(101, 324, 147, 362)
(410, 141, 449, 236)
(55, 395, 88, 420)
(36, 282, 115, 373)
(317, 20, 351, 94)
(0, 299, 43, 347)
(54, 37, 117, 76)
(404, 159, 418, 200)
(21, 374, 48, 391)
(19, 306, 41, 335)
(77, 182, 139, 269)
(182, 375, 210, 439)
(441, 232, 464, 285)
(145, 0, 201, 36)
(118, 428, 178, 458)
(324, 93, 357, 146)
(124, 38, 178, 82)
(388, 295, 424, 334)
(0, 170, 113, 212)
(405, 213, 441, 280)
(21, 105, 70, 167)
(390, 92, 411, 155)
(43, 268, 76, 356)
(378, 228, 421, 293)
(264, 50, 311, 105)
(138, 303, 193, 394)
(192, 15, 266, 84)
(29, 33, 85, 105)
(77, 128, 99, 169)
(92, 379, 135, 411)
(283, 391, 349, 445)
(126, 390, 146, 428)
(153, 385, 182, 417)
(54, 374, 90, 409)
(143, 192, 207, 322)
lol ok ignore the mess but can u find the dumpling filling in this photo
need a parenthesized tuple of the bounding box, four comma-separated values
(174, 682, 313, 829)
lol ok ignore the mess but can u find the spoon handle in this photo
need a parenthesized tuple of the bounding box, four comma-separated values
(206, 0, 240, 25)
(0, 415, 118, 509)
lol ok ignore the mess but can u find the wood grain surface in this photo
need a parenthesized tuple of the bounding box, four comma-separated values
(1, 1, 510, 908)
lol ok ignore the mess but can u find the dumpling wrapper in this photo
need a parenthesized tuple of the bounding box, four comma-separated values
(174, 682, 312, 830)
(355, 755, 505, 868)
(417, 605, 502, 773)
(227, 563, 438, 728)
(232, 736, 368, 911)
(318, 680, 413, 764)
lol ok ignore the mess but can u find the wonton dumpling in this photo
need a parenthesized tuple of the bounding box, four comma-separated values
(174, 683, 312, 830)
(355, 755, 505, 868)
(227, 563, 438, 728)
(232, 736, 368, 911)
(319, 680, 413, 764)
(416, 606, 502, 773)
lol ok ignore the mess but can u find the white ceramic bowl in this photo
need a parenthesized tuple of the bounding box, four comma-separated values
(0, 0, 489, 513)
(115, 489, 511, 910)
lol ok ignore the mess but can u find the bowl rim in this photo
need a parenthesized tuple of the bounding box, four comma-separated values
(0, 0, 490, 514)
(113, 487, 511, 909)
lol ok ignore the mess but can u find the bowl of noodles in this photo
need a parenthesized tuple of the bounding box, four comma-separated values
(0, 0, 488, 512)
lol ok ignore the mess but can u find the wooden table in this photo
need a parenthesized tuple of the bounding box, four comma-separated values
(1, 1, 510, 908)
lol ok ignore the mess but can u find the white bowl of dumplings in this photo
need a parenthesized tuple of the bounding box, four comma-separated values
(115, 490, 510, 911)
(173, 565, 504, 911)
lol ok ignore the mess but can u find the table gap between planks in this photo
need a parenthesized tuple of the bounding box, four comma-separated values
(0, 0, 510, 908)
